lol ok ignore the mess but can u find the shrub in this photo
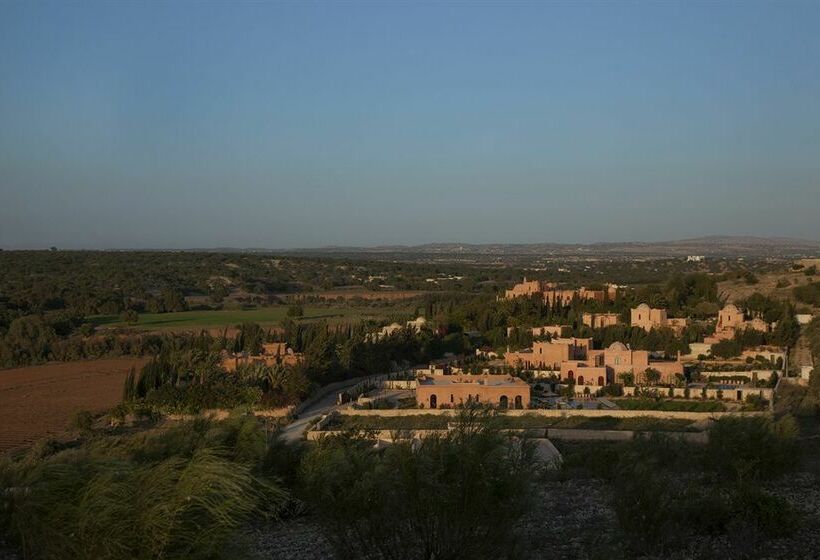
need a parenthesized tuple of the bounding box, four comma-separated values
(612, 467, 677, 554)
(742, 394, 769, 411)
(600, 383, 624, 397)
(0, 416, 287, 559)
(728, 483, 798, 540)
(70, 410, 95, 434)
(300, 408, 541, 559)
(615, 398, 724, 412)
(705, 415, 800, 482)
(142, 381, 263, 415)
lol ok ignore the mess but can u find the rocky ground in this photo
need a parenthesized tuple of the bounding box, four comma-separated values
(2, 472, 816, 559)
(253, 472, 820, 560)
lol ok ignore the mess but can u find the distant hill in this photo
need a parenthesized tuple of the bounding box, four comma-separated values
(284, 236, 820, 259)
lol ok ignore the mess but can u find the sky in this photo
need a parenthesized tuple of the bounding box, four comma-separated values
(1, 1, 819, 249)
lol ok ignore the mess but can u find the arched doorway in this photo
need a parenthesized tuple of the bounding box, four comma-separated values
(578, 375, 585, 385)
(499, 395, 509, 409)
(598, 376, 604, 386)
(514, 395, 523, 409)
(430, 394, 437, 409)
(567, 370, 574, 381)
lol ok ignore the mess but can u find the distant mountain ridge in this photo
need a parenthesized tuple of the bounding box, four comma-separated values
(284, 236, 820, 258)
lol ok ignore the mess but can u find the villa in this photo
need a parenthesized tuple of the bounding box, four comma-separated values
(505, 338, 684, 386)
(582, 312, 621, 329)
(631, 304, 688, 334)
(221, 341, 303, 372)
(504, 278, 618, 304)
(704, 304, 771, 344)
(416, 374, 530, 409)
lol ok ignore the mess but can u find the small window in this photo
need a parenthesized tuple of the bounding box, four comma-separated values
(450, 394, 454, 403)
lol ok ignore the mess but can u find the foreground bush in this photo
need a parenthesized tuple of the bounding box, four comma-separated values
(0, 416, 287, 560)
(558, 419, 802, 557)
(705, 415, 800, 481)
(612, 467, 798, 556)
(299, 408, 542, 559)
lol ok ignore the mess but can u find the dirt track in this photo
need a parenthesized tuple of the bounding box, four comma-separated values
(0, 358, 148, 452)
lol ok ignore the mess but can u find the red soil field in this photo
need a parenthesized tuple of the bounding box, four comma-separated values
(0, 357, 148, 453)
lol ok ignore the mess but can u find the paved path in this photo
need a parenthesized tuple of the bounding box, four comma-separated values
(279, 378, 362, 442)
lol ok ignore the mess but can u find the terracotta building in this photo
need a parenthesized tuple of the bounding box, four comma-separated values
(506, 339, 684, 386)
(704, 304, 771, 344)
(631, 304, 688, 334)
(543, 286, 616, 306)
(504, 279, 556, 299)
(505, 337, 591, 369)
(416, 374, 530, 409)
(222, 342, 303, 372)
(504, 279, 618, 304)
(558, 342, 684, 386)
(582, 312, 622, 329)
(531, 325, 568, 338)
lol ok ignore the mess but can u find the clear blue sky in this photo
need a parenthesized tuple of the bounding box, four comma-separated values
(1, 1, 818, 249)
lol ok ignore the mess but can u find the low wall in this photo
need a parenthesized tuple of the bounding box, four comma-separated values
(546, 428, 632, 442)
(337, 408, 768, 421)
(701, 370, 777, 380)
(383, 380, 417, 389)
(164, 406, 293, 422)
(306, 428, 443, 442)
(546, 428, 707, 444)
(294, 373, 387, 416)
(307, 428, 709, 444)
(344, 374, 418, 403)
(621, 386, 773, 402)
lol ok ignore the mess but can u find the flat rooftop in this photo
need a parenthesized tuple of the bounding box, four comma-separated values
(418, 375, 528, 387)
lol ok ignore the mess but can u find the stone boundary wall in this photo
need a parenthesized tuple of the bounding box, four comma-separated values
(165, 406, 294, 422)
(294, 373, 387, 416)
(622, 386, 773, 402)
(382, 380, 417, 389)
(337, 408, 768, 421)
(701, 370, 777, 380)
(307, 428, 709, 444)
(546, 428, 708, 444)
(306, 428, 443, 442)
(344, 374, 419, 403)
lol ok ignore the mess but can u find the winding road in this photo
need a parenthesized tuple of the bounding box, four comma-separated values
(279, 378, 363, 442)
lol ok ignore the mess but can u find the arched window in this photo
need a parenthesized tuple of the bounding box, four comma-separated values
(578, 375, 585, 385)
(430, 394, 437, 409)
(514, 395, 523, 409)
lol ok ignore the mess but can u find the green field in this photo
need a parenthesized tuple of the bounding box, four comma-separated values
(92, 304, 413, 330)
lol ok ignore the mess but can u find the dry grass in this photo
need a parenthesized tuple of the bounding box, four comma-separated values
(718, 270, 815, 305)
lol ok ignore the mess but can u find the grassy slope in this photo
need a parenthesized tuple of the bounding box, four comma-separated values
(717, 269, 816, 306)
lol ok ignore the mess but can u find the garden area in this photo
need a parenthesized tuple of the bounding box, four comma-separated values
(318, 413, 700, 433)
(613, 397, 726, 412)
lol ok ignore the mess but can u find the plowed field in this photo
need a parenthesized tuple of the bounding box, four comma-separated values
(0, 358, 148, 452)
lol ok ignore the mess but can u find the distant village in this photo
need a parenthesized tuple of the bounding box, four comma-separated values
(323, 275, 815, 416)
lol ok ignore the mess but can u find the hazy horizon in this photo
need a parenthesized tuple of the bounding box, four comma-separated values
(2, 233, 819, 252)
(2, 1, 819, 249)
